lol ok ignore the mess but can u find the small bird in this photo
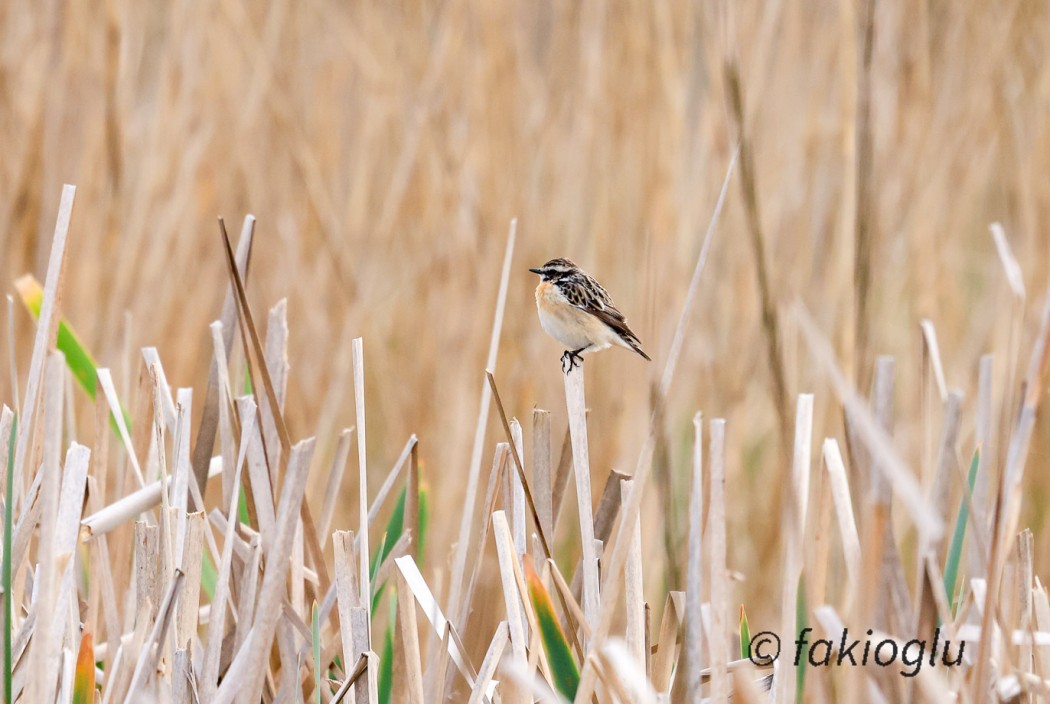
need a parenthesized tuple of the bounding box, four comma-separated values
(529, 258, 651, 373)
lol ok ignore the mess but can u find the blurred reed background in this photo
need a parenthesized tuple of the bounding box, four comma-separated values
(1, 0, 1049, 680)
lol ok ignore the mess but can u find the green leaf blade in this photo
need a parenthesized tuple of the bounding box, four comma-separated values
(525, 562, 579, 700)
(944, 447, 980, 617)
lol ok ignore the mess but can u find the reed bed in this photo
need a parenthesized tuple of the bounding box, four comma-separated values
(0, 174, 1048, 702)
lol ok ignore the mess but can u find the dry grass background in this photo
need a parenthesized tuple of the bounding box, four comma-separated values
(2, 0, 1050, 698)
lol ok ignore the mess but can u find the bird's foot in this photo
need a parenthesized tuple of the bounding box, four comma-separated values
(561, 349, 585, 374)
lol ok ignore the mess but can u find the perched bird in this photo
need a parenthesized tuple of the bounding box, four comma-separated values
(529, 257, 651, 373)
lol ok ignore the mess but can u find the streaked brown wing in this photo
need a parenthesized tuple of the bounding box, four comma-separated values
(558, 273, 649, 358)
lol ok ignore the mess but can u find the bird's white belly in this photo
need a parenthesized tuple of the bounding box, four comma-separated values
(535, 282, 619, 353)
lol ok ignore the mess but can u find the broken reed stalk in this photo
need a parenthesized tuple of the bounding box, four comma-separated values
(563, 365, 599, 631)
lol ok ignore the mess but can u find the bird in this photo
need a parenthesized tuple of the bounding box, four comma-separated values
(529, 257, 651, 373)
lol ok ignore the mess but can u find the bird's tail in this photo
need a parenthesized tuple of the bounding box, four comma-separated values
(624, 333, 651, 361)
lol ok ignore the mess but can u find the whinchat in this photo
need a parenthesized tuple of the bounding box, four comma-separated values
(529, 258, 651, 373)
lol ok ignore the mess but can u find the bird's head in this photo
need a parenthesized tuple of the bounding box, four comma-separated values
(528, 258, 578, 281)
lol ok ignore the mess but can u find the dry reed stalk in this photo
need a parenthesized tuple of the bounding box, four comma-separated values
(173, 510, 204, 649)
(86, 393, 112, 621)
(333, 529, 371, 704)
(97, 368, 144, 488)
(201, 401, 255, 701)
(914, 389, 962, 636)
(918, 320, 948, 404)
(351, 611, 376, 704)
(333, 530, 361, 693)
(213, 437, 314, 704)
(351, 338, 372, 654)
(191, 215, 254, 494)
(990, 224, 1027, 454)
(568, 469, 626, 603)
(682, 411, 704, 702)
(1033, 579, 1050, 677)
(407, 437, 420, 552)
(44, 442, 90, 688)
(394, 555, 478, 690)
(563, 366, 599, 633)
(13, 185, 74, 513)
(259, 299, 289, 482)
(868, 356, 911, 640)
(124, 569, 185, 700)
(208, 321, 237, 508)
(393, 568, 425, 703)
(80, 458, 223, 539)
(970, 354, 994, 581)
(599, 639, 658, 704)
(493, 510, 529, 678)
(101, 614, 149, 704)
(447, 219, 516, 633)
(510, 418, 526, 556)
(5, 298, 18, 413)
(319, 427, 353, 547)
(1016, 530, 1035, 683)
(0, 407, 11, 499)
(234, 534, 262, 654)
(546, 558, 591, 642)
(808, 444, 833, 623)
(621, 477, 645, 667)
(244, 397, 277, 550)
(649, 591, 683, 693)
(468, 621, 508, 704)
(704, 418, 729, 702)
(822, 439, 861, 591)
(497, 658, 563, 704)
(533, 409, 553, 543)
(774, 397, 813, 703)
(365, 434, 416, 529)
(550, 427, 574, 534)
(25, 352, 65, 704)
(141, 349, 176, 431)
(172, 648, 192, 702)
(456, 444, 509, 641)
(495, 511, 556, 690)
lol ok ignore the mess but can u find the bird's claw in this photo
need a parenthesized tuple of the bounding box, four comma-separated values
(561, 349, 584, 374)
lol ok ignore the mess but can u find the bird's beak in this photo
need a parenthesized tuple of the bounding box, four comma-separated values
(528, 268, 543, 275)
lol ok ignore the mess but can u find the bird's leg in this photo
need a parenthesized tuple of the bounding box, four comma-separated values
(561, 348, 586, 374)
